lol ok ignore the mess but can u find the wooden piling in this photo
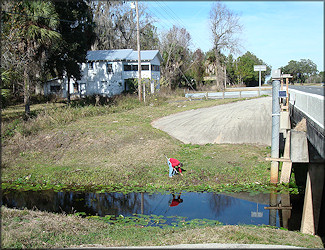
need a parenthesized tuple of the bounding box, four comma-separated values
(280, 131, 292, 183)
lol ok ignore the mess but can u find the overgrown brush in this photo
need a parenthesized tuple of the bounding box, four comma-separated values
(1, 93, 170, 140)
(1, 94, 140, 138)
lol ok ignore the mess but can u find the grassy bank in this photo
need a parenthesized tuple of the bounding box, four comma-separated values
(1, 206, 323, 248)
(1, 94, 291, 193)
(1, 94, 318, 248)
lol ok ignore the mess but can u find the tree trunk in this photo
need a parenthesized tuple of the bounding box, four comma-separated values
(214, 51, 221, 88)
(67, 75, 71, 105)
(24, 66, 30, 119)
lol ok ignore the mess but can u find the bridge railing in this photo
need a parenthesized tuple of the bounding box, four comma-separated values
(288, 88, 324, 130)
(185, 87, 272, 100)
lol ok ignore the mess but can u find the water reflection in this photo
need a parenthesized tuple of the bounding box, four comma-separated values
(1, 190, 303, 230)
(169, 193, 183, 207)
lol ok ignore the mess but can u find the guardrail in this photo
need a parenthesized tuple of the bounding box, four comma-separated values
(288, 89, 324, 129)
(185, 87, 272, 100)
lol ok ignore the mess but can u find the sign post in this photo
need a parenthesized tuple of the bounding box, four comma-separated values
(254, 65, 267, 96)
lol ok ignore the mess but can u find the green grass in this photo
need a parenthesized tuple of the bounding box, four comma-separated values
(1, 94, 297, 194)
(0, 94, 320, 248)
(1, 206, 323, 248)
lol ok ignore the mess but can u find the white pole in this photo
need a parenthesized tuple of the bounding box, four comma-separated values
(259, 70, 261, 96)
(271, 79, 280, 184)
(136, 1, 142, 101)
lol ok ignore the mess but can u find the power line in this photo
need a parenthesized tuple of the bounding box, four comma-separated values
(148, 1, 211, 52)
(3, 4, 212, 52)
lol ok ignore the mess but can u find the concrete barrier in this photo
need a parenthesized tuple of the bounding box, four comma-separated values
(185, 88, 272, 100)
(288, 89, 324, 129)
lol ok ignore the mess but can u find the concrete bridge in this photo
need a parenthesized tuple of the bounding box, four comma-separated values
(288, 87, 324, 159)
(276, 85, 324, 237)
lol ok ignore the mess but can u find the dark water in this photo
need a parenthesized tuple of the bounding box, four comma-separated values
(1, 190, 304, 230)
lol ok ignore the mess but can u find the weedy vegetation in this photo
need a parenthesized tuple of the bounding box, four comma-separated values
(2, 94, 297, 194)
(1, 206, 323, 249)
(1, 93, 312, 248)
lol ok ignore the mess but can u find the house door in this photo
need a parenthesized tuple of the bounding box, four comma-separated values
(124, 78, 137, 93)
(73, 83, 79, 93)
(80, 83, 86, 96)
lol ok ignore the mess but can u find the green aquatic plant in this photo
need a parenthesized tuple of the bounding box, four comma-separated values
(1, 180, 299, 195)
(85, 213, 223, 228)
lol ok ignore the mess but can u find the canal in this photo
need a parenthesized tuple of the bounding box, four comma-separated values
(1, 190, 305, 231)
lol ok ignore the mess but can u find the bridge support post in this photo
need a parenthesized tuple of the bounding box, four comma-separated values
(301, 163, 324, 235)
(269, 192, 278, 226)
(280, 192, 291, 229)
(271, 79, 280, 184)
(280, 130, 292, 183)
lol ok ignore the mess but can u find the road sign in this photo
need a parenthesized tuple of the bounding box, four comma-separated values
(279, 90, 287, 98)
(254, 65, 266, 71)
(281, 74, 293, 78)
(254, 65, 267, 96)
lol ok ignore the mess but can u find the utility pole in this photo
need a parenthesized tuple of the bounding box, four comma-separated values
(270, 69, 281, 184)
(135, 1, 142, 102)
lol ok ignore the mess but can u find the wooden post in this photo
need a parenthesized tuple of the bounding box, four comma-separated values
(286, 77, 289, 108)
(269, 192, 277, 227)
(280, 130, 292, 183)
(141, 192, 144, 214)
(281, 192, 291, 229)
(301, 163, 324, 235)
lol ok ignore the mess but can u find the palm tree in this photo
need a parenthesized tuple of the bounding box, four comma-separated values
(3, 0, 61, 118)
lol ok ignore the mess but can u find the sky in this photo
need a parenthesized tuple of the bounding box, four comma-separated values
(144, 1, 324, 72)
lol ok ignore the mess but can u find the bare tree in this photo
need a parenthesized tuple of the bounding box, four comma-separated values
(209, 2, 243, 88)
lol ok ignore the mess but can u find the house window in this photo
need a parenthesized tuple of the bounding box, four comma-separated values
(141, 65, 149, 71)
(107, 63, 113, 73)
(124, 65, 132, 71)
(151, 65, 160, 71)
(50, 85, 61, 93)
(73, 83, 79, 93)
(88, 62, 94, 70)
(124, 64, 139, 71)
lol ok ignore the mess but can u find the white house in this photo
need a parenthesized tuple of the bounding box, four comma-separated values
(44, 49, 162, 98)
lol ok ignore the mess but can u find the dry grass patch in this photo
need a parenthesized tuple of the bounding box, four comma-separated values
(1, 206, 114, 249)
(2, 207, 323, 249)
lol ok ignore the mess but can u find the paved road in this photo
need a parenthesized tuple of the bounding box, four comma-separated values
(152, 97, 272, 146)
(289, 85, 324, 96)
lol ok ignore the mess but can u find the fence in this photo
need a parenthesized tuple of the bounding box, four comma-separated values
(185, 87, 272, 100)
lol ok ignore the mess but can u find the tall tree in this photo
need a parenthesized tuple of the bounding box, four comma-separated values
(281, 59, 318, 84)
(235, 51, 271, 86)
(1, 0, 60, 118)
(184, 49, 205, 87)
(46, 0, 96, 104)
(90, 1, 158, 50)
(225, 54, 236, 85)
(188, 49, 205, 88)
(160, 25, 192, 89)
(209, 2, 242, 88)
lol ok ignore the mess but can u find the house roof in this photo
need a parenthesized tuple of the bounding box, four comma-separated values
(126, 50, 163, 62)
(87, 49, 133, 61)
(87, 49, 162, 62)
